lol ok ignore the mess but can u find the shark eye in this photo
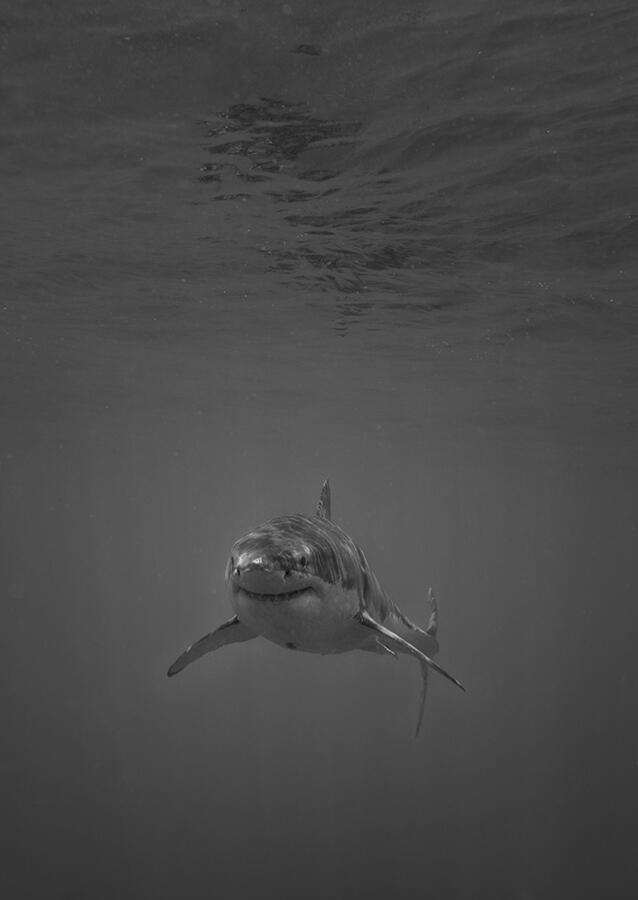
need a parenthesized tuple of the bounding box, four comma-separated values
(299, 555, 308, 567)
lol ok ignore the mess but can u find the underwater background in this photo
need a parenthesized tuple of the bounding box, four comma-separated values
(2, 1, 637, 898)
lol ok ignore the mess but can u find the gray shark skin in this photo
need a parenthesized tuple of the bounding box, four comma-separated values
(168, 480, 464, 735)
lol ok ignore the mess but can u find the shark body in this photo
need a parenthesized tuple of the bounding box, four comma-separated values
(168, 480, 464, 734)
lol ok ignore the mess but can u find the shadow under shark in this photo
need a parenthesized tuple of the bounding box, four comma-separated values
(168, 480, 464, 734)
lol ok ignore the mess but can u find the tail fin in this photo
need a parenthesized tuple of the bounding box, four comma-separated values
(413, 590, 441, 736)
(416, 663, 430, 737)
(356, 608, 464, 738)
(371, 588, 460, 737)
(425, 587, 438, 637)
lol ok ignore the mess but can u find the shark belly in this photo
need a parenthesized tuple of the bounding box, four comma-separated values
(230, 584, 365, 654)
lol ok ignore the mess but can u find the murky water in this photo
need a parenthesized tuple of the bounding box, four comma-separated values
(2, 2, 637, 898)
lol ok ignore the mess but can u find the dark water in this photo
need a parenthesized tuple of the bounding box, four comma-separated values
(2, 1, 637, 898)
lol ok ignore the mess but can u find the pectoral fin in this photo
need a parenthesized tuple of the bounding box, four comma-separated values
(356, 609, 464, 736)
(357, 610, 464, 690)
(167, 615, 256, 677)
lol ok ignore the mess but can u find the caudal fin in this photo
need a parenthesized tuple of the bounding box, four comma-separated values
(425, 587, 438, 637)
(416, 663, 430, 737)
(356, 608, 464, 738)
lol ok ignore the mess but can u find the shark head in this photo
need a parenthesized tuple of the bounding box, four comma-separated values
(226, 514, 364, 602)
(227, 522, 316, 600)
(225, 506, 369, 652)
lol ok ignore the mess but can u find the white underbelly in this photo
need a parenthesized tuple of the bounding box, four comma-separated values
(231, 585, 364, 653)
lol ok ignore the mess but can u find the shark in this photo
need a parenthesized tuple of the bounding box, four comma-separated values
(167, 480, 464, 734)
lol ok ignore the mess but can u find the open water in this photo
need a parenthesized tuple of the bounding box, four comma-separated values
(2, 2, 637, 898)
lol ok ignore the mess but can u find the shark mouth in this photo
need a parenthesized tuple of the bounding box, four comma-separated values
(239, 587, 312, 602)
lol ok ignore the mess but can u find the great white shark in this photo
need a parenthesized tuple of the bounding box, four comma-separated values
(168, 480, 464, 734)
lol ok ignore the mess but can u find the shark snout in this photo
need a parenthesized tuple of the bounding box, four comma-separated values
(229, 551, 313, 596)
(234, 554, 290, 576)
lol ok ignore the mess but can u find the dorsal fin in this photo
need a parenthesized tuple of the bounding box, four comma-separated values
(315, 479, 331, 520)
